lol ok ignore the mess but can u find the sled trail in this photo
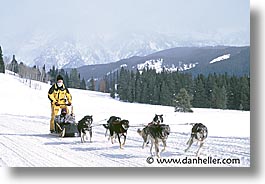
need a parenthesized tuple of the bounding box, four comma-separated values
(0, 114, 249, 167)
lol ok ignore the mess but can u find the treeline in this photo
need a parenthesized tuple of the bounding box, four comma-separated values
(0, 45, 87, 90)
(1, 47, 47, 82)
(113, 67, 250, 111)
(4, 54, 47, 82)
(48, 66, 87, 90)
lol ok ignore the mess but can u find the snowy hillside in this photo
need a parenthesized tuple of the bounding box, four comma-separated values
(75, 46, 250, 81)
(136, 58, 198, 73)
(0, 72, 250, 167)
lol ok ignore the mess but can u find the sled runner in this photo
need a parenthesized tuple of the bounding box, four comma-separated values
(50, 105, 79, 137)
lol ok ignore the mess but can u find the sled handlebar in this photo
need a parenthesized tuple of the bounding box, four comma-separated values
(55, 103, 74, 114)
(55, 103, 72, 106)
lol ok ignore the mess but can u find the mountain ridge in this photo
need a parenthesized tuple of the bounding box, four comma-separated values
(69, 46, 249, 82)
(2, 31, 249, 70)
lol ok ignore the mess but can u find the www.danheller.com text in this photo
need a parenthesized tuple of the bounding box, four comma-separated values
(146, 156, 241, 165)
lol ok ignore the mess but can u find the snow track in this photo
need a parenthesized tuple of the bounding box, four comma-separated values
(0, 114, 250, 167)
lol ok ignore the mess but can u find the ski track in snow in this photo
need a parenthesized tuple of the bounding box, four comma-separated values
(0, 114, 250, 167)
(0, 73, 250, 167)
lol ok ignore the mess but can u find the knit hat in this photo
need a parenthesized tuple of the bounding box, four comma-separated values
(61, 108, 67, 114)
(57, 75, 63, 81)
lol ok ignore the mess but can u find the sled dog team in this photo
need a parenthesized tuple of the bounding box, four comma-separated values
(76, 114, 208, 158)
(48, 75, 208, 157)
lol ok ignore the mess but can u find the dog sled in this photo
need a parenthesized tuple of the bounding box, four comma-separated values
(50, 105, 79, 138)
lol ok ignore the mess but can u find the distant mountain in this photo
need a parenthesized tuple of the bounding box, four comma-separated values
(72, 46, 250, 82)
(3, 31, 248, 70)
(5, 32, 182, 69)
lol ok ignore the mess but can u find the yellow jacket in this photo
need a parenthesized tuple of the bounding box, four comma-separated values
(48, 83, 72, 106)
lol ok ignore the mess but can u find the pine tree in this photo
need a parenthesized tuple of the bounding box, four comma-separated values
(239, 76, 250, 110)
(153, 83, 161, 105)
(31, 65, 41, 81)
(0, 46, 5, 73)
(174, 88, 193, 112)
(69, 68, 80, 88)
(211, 84, 227, 109)
(160, 81, 172, 106)
(88, 77, 95, 91)
(80, 78, 87, 90)
(126, 71, 135, 102)
(134, 69, 141, 102)
(10, 55, 19, 74)
(18, 62, 26, 78)
(146, 69, 156, 104)
(140, 82, 148, 103)
(40, 64, 46, 82)
(193, 76, 207, 108)
(64, 72, 70, 87)
(210, 83, 218, 108)
(226, 75, 238, 109)
(219, 86, 227, 109)
(205, 74, 215, 108)
(110, 82, 116, 98)
(118, 67, 130, 101)
(139, 68, 149, 103)
(48, 65, 58, 84)
(239, 104, 244, 111)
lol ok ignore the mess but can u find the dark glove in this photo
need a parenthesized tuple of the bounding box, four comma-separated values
(67, 102, 72, 106)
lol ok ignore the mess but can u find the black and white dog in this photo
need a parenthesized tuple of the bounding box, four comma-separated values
(137, 114, 165, 149)
(103, 117, 129, 149)
(185, 123, 208, 156)
(137, 114, 164, 148)
(77, 115, 93, 143)
(103, 116, 121, 137)
(138, 121, 170, 157)
(152, 114, 163, 125)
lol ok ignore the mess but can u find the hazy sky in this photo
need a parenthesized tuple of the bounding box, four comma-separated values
(0, 0, 249, 44)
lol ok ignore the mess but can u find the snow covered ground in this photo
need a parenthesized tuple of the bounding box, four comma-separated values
(0, 72, 250, 167)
